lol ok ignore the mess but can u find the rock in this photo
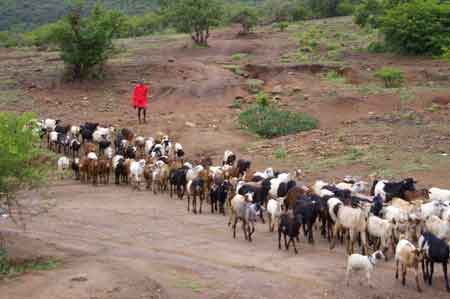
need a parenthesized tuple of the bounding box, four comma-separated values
(271, 85, 283, 94)
(168, 58, 175, 63)
(71, 274, 88, 282)
(83, 96, 88, 101)
(304, 94, 310, 100)
(185, 121, 196, 128)
(292, 87, 302, 93)
(432, 96, 450, 105)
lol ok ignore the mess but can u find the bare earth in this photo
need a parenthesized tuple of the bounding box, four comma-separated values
(0, 17, 449, 298)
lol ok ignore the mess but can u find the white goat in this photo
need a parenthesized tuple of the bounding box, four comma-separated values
(129, 159, 146, 188)
(367, 215, 393, 255)
(267, 198, 283, 232)
(425, 215, 450, 240)
(346, 250, 385, 288)
(57, 156, 70, 176)
(186, 165, 204, 182)
(429, 187, 450, 203)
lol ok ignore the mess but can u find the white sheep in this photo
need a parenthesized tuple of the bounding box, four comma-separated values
(57, 156, 70, 172)
(329, 200, 368, 254)
(44, 119, 58, 131)
(129, 159, 146, 188)
(420, 201, 445, 219)
(104, 146, 114, 159)
(267, 198, 283, 232)
(144, 137, 155, 156)
(374, 180, 389, 200)
(425, 215, 450, 240)
(346, 250, 385, 288)
(93, 126, 114, 142)
(336, 181, 367, 194)
(186, 165, 204, 182)
(313, 180, 328, 196)
(87, 152, 98, 160)
(429, 187, 450, 203)
(367, 215, 393, 255)
(112, 155, 124, 170)
(252, 167, 275, 180)
(70, 125, 80, 137)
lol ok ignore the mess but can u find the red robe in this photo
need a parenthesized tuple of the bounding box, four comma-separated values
(132, 84, 149, 108)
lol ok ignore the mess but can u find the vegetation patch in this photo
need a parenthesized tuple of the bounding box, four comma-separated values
(231, 53, 249, 61)
(273, 147, 288, 160)
(239, 98, 318, 138)
(0, 249, 58, 278)
(246, 79, 265, 94)
(374, 67, 404, 88)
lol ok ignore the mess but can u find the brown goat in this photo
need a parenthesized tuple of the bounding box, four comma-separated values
(284, 186, 310, 211)
(404, 189, 429, 202)
(84, 142, 96, 156)
(87, 159, 99, 186)
(97, 159, 111, 184)
(395, 239, 423, 292)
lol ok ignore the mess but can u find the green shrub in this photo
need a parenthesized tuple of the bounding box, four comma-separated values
(324, 70, 346, 82)
(23, 21, 65, 47)
(442, 47, 450, 69)
(230, 99, 242, 109)
(0, 31, 24, 48)
(273, 148, 288, 160)
(246, 79, 264, 94)
(238, 105, 318, 138)
(374, 67, 404, 87)
(255, 91, 270, 107)
(226, 4, 259, 35)
(337, 0, 356, 16)
(120, 12, 166, 38)
(231, 53, 248, 61)
(367, 41, 388, 53)
(272, 21, 289, 32)
(353, 0, 384, 28)
(379, 0, 450, 55)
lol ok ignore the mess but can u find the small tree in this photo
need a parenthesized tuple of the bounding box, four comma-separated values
(163, 0, 223, 46)
(229, 5, 259, 35)
(0, 112, 49, 232)
(52, 2, 125, 79)
(375, 67, 404, 88)
(379, 0, 450, 55)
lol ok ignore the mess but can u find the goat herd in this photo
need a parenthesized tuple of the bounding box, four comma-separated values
(37, 118, 450, 293)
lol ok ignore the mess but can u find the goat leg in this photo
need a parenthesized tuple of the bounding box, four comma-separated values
(443, 262, 450, 292)
(292, 238, 298, 254)
(429, 262, 434, 285)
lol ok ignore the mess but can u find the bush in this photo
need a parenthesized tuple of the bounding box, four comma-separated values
(226, 4, 259, 35)
(442, 47, 450, 69)
(367, 41, 388, 53)
(379, 0, 450, 55)
(246, 79, 264, 94)
(337, 0, 356, 15)
(374, 67, 404, 87)
(353, 0, 384, 28)
(273, 148, 288, 159)
(23, 21, 65, 48)
(0, 112, 49, 225)
(272, 21, 289, 32)
(120, 12, 166, 38)
(239, 104, 318, 138)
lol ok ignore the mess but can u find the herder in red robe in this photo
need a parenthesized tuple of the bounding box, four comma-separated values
(132, 79, 149, 124)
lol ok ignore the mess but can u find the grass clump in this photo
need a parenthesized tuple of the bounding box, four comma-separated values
(0, 249, 58, 277)
(375, 67, 404, 88)
(273, 148, 288, 160)
(239, 93, 318, 138)
(324, 70, 346, 83)
(231, 53, 248, 61)
(246, 79, 264, 94)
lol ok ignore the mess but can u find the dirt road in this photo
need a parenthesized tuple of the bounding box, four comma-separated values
(2, 181, 449, 299)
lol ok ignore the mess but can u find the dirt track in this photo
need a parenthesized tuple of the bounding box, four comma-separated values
(2, 181, 450, 299)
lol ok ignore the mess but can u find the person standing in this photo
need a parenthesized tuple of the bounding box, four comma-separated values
(132, 79, 149, 124)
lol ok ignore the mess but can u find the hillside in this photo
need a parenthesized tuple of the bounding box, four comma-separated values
(0, 0, 159, 31)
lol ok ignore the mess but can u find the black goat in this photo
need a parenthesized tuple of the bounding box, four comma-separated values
(236, 159, 251, 177)
(210, 181, 230, 215)
(278, 213, 301, 254)
(114, 158, 128, 185)
(419, 232, 450, 292)
(294, 195, 320, 244)
(370, 178, 417, 201)
(237, 180, 271, 223)
(169, 167, 188, 199)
